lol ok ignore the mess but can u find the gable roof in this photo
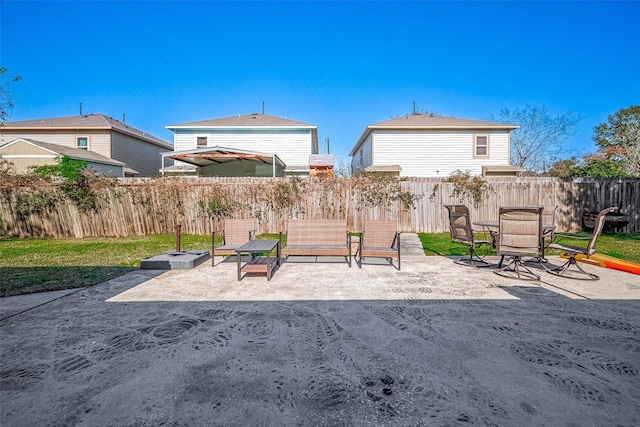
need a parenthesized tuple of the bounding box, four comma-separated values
(350, 113, 519, 155)
(166, 113, 315, 128)
(0, 138, 125, 166)
(2, 114, 172, 149)
(371, 114, 518, 129)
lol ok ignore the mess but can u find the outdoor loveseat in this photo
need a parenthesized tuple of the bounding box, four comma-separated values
(280, 220, 353, 266)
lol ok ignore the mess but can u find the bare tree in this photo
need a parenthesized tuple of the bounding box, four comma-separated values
(488, 105, 582, 174)
(333, 156, 352, 178)
(0, 67, 22, 124)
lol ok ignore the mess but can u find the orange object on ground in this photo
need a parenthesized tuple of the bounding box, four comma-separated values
(562, 253, 640, 275)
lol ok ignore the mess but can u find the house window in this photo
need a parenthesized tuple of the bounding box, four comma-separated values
(474, 135, 489, 157)
(76, 136, 88, 150)
(196, 136, 208, 148)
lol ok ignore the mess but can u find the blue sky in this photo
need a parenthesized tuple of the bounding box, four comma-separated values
(2, 1, 639, 165)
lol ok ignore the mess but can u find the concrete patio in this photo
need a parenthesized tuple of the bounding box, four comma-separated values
(1, 234, 639, 426)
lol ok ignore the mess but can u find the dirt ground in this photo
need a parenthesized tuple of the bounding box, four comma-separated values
(1, 234, 639, 426)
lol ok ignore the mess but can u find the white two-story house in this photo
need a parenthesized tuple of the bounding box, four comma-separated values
(350, 113, 523, 177)
(164, 113, 324, 177)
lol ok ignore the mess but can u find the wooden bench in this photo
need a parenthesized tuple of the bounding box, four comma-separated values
(280, 220, 352, 266)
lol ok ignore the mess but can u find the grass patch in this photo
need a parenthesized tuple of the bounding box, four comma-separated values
(419, 232, 497, 257)
(419, 232, 640, 263)
(0, 233, 285, 297)
(0, 234, 212, 297)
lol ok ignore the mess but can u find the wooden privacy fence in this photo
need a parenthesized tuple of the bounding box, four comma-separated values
(402, 177, 639, 234)
(0, 177, 638, 238)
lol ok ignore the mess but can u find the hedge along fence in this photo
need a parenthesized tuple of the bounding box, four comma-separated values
(0, 176, 638, 238)
(0, 175, 417, 238)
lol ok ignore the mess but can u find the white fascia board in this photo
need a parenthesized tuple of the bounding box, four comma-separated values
(369, 125, 520, 131)
(1, 154, 58, 159)
(3, 138, 61, 155)
(0, 138, 23, 149)
(165, 125, 316, 131)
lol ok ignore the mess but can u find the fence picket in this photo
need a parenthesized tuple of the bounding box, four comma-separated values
(0, 177, 637, 237)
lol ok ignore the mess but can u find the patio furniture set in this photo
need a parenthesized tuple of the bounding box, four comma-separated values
(445, 204, 618, 281)
(212, 219, 401, 281)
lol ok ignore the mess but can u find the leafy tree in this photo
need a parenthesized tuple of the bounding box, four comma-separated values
(0, 67, 22, 123)
(547, 158, 579, 177)
(32, 155, 88, 181)
(592, 106, 640, 176)
(32, 156, 98, 211)
(488, 105, 582, 174)
(548, 153, 631, 178)
(569, 157, 631, 178)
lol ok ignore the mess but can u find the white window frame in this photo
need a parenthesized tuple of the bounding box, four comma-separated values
(76, 136, 89, 150)
(473, 134, 489, 158)
(195, 134, 209, 148)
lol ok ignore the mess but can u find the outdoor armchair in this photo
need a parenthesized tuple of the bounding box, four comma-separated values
(545, 206, 618, 280)
(444, 205, 491, 267)
(212, 219, 257, 266)
(357, 220, 400, 270)
(494, 206, 544, 281)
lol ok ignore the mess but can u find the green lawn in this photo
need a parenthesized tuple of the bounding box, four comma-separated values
(419, 232, 640, 263)
(0, 234, 213, 297)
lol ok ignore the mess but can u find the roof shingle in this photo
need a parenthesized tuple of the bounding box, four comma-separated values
(2, 114, 172, 148)
(167, 113, 315, 128)
(371, 114, 517, 129)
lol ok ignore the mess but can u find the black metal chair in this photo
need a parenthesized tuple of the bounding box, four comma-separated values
(545, 207, 618, 280)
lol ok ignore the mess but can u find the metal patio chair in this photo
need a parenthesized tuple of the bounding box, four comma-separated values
(494, 206, 544, 281)
(545, 207, 618, 280)
(444, 205, 492, 267)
